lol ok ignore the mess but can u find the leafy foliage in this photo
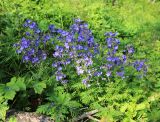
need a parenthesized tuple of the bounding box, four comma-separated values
(0, 77, 26, 121)
(0, 0, 160, 122)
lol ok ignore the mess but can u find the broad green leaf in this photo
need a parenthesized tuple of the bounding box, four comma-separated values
(34, 82, 46, 94)
(4, 90, 16, 100)
(16, 77, 26, 90)
(6, 77, 19, 91)
(10, 77, 16, 83)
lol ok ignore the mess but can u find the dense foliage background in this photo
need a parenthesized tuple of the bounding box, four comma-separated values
(0, 0, 160, 122)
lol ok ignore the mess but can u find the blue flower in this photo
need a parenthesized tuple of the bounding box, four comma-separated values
(55, 71, 66, 81)
(53, 51, 60, 57)
(64, 59, 71, 65)
(127, 46, 134, 54)
(35, 39, 40, 47)
(107, 56, 113, 62)
(26, 19, 31, 24)
(116, 71, 124, 78)
(105, 32, 118, 37)
(84, 46, 89, 51)
(64, 42, 69, 49)
(41, 52, 47, 60)
(44, 35, 50, 41)
(52, 62, 58, 67)
(35, 29, 41, 34)
(49, 24, 55, 32)
(76, 66, 84, 75)
(69, 52, 75, 58)
(94, 71, 102, 77)
(23, 55, 30, 62)
(16, 49, 22, 54)
(58, 67, 62, 71)
(74, 18, 82, 23)
(29, 22, 37, 29)
(21, 37, 30, 49)
(82, 78, 91, 87)
(25, 32, 30, 36)
(78, 35, 84, 42)
(23, 19, 31, 27)
(76, 45, 84, 50)
(106, 71, 111, 77)
(107, 64, 113, 69)
(106, 38, 112, 48)
(122, 55, 127, 63)
(70, 24, 79, 32)
(57, 29, 68, 36)
(114, 45, 118, 50)
(84, 57, 93, 66)
(27, 48, 35, 56)
(115, 39, 120, 44)
(56, 74, 63, 81)
(66, 34, 73, 42)
(83, 23, 88, 28)
(32, 57, 39, 63)
(133, 61, 146, 72)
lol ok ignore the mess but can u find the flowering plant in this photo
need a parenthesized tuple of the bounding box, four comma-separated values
(14, 19, 147, 87)
(11, 18, 151, 122)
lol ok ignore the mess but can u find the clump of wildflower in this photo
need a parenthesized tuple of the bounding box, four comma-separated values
(14, 18, 148, 86)
(15, 20, 49, 64)
(133, 60, 147, 74)
(104, 32, 126, 78)
(50, 18, 98, 84)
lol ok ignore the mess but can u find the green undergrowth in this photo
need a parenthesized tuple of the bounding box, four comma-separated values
(0, 0, 160, 121)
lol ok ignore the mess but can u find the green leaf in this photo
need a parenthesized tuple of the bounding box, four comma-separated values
(10, 77, 16, 83)
(8, 116, 17, 122)
(36, 104, 49, 114)
(39, 20, 48, 31)
(4, 90, 16, 100)
(0, 84, 5, 94)
(0, 104, 9, 121)
(136, 102, 147, 110)
(0, 96, 4, 103)
(6, 77, 19, 91)
(34, 82, 46, 94)
(16, 77, 26, 90)
(120, 104, 128, 113)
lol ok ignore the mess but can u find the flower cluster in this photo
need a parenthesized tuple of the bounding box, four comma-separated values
(51, 19, 98, 85)
(133, 60, 147, 74)
(105, 32, 125, 78)
(90, 32, 129, 80)
(14, 20, 48, 64)
(14, 19, 147, 86)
